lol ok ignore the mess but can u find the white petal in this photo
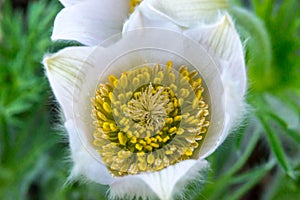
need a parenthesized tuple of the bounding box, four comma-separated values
(52, 0, 130, 46)
(65, 120, 115, 185)
(110, 160, 209, 200)
(140, 0, 227, 27)
(123, 2, 182, 33)
(44, 47, 102, 174)
(140, 160, 209, 200)
(126, 4, 246, 95)
(186, 14, 247, 144)
(43, 46, 96, 119)
(185, 14, 247, 148)
(109, 176, 157, 200)
(220, 62, 247, 142)
(44, 47, 117, 184)
(59, 0, 85, 7)
(185, 14, 247, 95)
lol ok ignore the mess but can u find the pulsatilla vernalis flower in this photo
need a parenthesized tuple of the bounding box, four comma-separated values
(44, 0, 247, 199)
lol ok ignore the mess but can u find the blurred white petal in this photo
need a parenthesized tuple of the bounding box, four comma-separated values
(52, 0, 130, 46)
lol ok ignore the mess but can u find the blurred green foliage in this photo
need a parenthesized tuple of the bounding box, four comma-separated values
(0, 1, 105, 199)
(0, 0, 299, 200)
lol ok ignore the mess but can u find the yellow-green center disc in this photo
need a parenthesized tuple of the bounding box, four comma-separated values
(92, 61, 210, 176)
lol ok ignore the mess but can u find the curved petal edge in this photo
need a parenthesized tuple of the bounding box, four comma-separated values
(109, 159, 209, 200)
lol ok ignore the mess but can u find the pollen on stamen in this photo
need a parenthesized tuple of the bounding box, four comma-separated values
(92, 61, 210, 176)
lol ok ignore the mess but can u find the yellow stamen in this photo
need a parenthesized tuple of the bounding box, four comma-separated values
(92, 61, 210, 176)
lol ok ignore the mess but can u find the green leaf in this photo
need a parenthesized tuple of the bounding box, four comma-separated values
(281, 89, 300, 116)
(226, 124, 261, 177)
(224, 160, 276, 200)
(268, 113, 300, 146)
(200, 123, 262, 200)
(263, 93, 299, 130)
(5, 101, 32, 117)
(251, 0, 275, 20)
(264, 161, 300, 200)
(258, 114, 295, 179)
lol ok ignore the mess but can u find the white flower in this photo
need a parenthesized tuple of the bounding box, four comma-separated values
(44, 0, 247, 199)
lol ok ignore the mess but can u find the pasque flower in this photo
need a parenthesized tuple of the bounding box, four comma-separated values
(44, 0, 247, 199)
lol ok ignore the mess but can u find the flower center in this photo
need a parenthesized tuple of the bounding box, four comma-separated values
(92, 61, 210, 176)
(126, 83, 174, 132)
(129, 0, 142, 13)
